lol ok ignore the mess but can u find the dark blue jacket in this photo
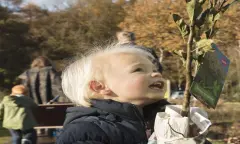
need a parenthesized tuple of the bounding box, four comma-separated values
(56, 99, 148, 144)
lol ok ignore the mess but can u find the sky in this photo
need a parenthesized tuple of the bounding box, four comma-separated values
(23, 0, 76, 10)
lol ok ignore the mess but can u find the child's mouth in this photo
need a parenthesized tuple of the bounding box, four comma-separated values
(149, 81, 164, 90)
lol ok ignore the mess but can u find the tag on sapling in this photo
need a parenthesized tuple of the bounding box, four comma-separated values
(190, 44, 230, 108)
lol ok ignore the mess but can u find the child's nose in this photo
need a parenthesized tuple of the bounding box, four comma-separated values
(151, 72, 162, 77)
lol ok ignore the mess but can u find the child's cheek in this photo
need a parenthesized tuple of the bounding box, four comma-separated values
(126, 76, 146, 90)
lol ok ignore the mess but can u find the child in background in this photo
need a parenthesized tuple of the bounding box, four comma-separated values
(0, 85, 37, 144)
(57, 43, 167, 144)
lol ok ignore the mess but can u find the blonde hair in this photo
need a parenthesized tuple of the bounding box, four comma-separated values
(31, 56, 52, 68)
(61, 43, 154, 107)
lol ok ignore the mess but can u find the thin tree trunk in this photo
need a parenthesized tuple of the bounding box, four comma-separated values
(181, 21, 195, 117)
(236, 40, 240, 89)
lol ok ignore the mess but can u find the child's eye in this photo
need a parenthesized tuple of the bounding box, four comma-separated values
(132, 68, 144, 73)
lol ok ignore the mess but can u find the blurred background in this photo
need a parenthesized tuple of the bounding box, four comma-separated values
(0, 0, 239, 143)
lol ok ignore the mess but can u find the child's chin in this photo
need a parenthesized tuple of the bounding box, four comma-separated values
(148, 94, 164, 100)
(142, 99, 161, 106)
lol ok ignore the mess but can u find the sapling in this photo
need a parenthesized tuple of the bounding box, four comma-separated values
(172, 0, 239, 117)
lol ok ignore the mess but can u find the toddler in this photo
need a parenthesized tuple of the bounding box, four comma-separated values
(0, 85, 37, 144)
(57, 43, 167, 144)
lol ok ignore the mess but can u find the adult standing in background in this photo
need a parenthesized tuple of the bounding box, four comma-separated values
(116, 31, 163, 73)
(18, 56, 68, 104)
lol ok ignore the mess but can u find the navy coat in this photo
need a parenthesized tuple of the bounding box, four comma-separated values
(56, 99, 148, 144)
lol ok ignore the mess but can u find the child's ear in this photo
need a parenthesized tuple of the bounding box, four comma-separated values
(89, 81, 112, 95)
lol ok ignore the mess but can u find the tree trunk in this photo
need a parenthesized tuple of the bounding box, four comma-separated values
(181, 22, 195, 117)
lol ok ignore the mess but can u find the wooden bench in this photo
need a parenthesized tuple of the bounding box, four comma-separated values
(34, 103, 74, 128)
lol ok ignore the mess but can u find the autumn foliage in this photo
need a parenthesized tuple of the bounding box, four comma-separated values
(0, 0, 239, 103)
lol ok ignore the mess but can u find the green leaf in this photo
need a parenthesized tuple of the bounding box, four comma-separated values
(208, 13, 214, 23)
(199, 0, 206, 5)
(203, 11, 215, 29)
(172, 14, 190, 37)
(199, 8, 220, 37)
(192, 52, 204, 63)
(205, 29, 212, 38)
(173, 50, 187, 60)
(214, 13, 221, 21)
(173, 49, 187, 67)
(196, 9, 210, 27)
(221, 0, 240, 13)
(221, 3, 230, 13)
(186, 0, 203, 22)
(196, 39, 214, 52)
(205, 27, 218, 38)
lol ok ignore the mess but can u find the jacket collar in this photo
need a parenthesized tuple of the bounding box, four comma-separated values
(65, 99, 144, 126)
(90, 99, 143, 121)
